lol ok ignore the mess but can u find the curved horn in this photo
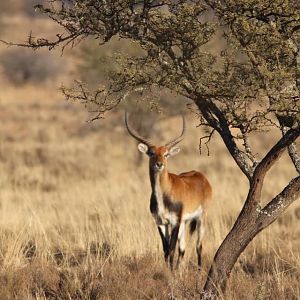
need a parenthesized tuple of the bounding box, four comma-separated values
(125, 112, 153, 147)
(165, 114, 186, 148)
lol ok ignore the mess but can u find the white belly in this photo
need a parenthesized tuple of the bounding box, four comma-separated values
(153, 211, 178, 227)
(153, 207, 202, 226)
(182, 206, 203, 222)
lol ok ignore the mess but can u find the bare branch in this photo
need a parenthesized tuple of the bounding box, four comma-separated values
(0, 32, 82, 51)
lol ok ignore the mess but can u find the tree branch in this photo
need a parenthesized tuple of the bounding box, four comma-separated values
(287, 142, 300, 174)
(242, 125, 300, 213)
(258, 175, 300, 225)
(241, 130, 258, 166)
(0, 31, 82, 51)
(281, 126, 300, 174)
(196, 97, 255, 180)
(252, 125, 300, 182)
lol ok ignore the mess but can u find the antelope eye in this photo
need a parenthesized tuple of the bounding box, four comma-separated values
(148, 151, 155, 157)
(164, 152, 170, 158)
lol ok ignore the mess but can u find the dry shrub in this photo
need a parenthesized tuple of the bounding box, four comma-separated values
(0, 48, 63, 85)
(0, 250, 299, 300)
(0, 262, 61, 300)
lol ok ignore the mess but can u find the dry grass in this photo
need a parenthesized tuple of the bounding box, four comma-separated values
(0, 11, 300, 300)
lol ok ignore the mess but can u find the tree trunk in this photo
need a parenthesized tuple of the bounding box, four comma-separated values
(200, 125, 300, 299)
(202, 175, 300, 299)
(202, 192, 262, 298)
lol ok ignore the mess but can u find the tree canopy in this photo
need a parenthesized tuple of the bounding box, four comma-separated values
(12, 0, 298, 176)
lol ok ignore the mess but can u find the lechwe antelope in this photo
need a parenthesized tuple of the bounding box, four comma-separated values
(125, 113, 212, 269)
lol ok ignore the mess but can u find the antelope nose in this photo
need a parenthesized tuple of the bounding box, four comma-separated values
(156, 162, 163, 168)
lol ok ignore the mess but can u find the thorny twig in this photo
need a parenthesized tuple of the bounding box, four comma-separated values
(62, 80, 145, 121)
(199, 129, 215, 156)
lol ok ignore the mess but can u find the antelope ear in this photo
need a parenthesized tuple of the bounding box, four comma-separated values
(138, 143, 148, 154)
(169, 146, 181, 156)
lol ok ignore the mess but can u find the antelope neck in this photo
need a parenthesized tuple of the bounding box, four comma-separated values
(149, 166, 170, 193)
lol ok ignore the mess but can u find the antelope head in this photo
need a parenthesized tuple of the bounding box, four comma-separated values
(125, 112, 185, 172)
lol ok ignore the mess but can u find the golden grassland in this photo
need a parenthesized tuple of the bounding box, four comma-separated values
(0, 13, 300, 300)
